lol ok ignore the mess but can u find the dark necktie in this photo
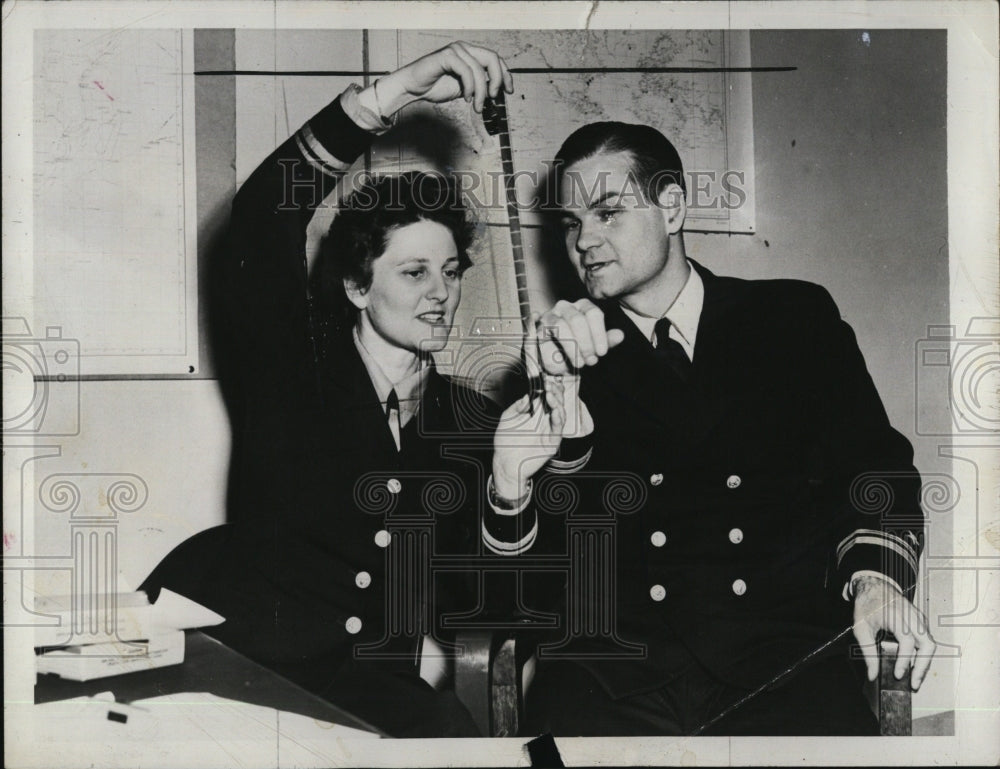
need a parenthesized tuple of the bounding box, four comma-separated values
(385, 389, 401, 450)
(653, 317, 692, 382)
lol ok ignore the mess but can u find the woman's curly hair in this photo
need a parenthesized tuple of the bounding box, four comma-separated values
(310, 172, 475, 337)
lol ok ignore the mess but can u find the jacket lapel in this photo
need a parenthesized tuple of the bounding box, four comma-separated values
(590, 260, 743, 452)
(595, 300, 693, 435)
(683, 260, 742, 449)
(321, 330, 400, 458)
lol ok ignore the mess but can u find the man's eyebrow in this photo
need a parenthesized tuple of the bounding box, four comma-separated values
(587, 191, 623, 209)
(558, 191, 623, 217)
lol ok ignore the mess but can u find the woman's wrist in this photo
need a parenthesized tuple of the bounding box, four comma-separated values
(366, 73, 415, 118)
(491, 463, 530, 504)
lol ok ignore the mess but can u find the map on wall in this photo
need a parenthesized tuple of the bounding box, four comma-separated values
(368, 30, 756, 234)
(32, 29, 198, 376)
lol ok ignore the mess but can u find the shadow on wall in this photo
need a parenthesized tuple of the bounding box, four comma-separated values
(379, 110, 467, 174)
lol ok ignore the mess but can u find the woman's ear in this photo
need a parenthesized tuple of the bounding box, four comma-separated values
(343, 279, 369, 310)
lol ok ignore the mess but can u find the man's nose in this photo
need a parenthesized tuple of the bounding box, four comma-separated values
(575, 220, 602, 253)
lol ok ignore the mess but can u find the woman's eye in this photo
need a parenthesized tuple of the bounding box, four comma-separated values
(405, 269, 426, 279)
(561, 219, 580, 232)
(443, 269, 460, 280)
(598, 209, 620, 223)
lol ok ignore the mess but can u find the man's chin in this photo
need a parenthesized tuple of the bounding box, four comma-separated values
(583, 281, 619, 301)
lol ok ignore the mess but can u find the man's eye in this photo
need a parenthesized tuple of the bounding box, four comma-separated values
(598, 209, 620, 223)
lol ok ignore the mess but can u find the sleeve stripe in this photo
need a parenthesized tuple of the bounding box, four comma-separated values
(837, 528, 918, 561)
(295, 125, 352, 177)
(546, 447, 593, 475)
(836, 533, 918, 575)
(483, 520, 537, 556)
(299, 122, 353, 170)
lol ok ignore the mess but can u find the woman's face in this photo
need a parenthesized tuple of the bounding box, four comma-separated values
(348, 219, 463, 354)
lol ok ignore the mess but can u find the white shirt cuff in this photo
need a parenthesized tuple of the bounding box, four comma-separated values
(341, 82, 396, 134)
(842, 569, 905, 601)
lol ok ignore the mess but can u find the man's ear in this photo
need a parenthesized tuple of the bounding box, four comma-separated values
(657, 182, 686, 234)
(343, 278, 369, 310)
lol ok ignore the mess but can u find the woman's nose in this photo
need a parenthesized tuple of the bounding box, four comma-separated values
(425, 273, 448, 301)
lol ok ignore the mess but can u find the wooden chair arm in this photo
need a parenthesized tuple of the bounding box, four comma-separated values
(491, 636, 519, 737)
(454, 630, 522, 737)
(878, 639, 912, 735)
(454, 630, 493, 737)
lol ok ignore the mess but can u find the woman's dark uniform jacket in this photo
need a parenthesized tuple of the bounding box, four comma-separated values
(525, 261, 925, 703)
(141, 89, 537, 715)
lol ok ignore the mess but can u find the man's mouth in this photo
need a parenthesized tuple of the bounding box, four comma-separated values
(583, 261, 611, 276)
(417, 311, 447, 324)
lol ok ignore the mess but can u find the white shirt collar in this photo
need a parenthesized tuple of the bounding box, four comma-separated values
(619, 260, 704, 360)
(352, 326, 428, 416)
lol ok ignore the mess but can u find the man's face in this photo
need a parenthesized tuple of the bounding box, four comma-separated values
(348, 219, 462, 353)
(557, 151, 677, 304)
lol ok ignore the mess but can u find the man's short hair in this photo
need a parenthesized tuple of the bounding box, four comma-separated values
(553, 121, 687, 203)
(311, 172, 474, 331)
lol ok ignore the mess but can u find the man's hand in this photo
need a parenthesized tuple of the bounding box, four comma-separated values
(375, 41, 513, 116)
(852, 575, 937, 691)
(536, 299, 625, 375)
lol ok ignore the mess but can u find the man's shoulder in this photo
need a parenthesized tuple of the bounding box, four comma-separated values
(704, 268, 839, 320)
(710, 270, 832, 301)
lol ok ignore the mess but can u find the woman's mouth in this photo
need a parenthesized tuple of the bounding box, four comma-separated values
(417, 311, 447, 324)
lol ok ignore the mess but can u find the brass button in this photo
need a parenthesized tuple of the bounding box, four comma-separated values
(726, 474, 742, 489)
(374, 530, 391, 548)
(732, 579, 747, 596)
(650, 473, 664, 486)
(728, 528, 744, 544)
(355, 571, 371, 589)
(345, 616, 362, 634)
(649, 584, 667, 602)
(387, 478, 402, 494)
(650, 531, 667, 548)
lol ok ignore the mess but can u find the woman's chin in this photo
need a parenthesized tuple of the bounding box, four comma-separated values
(417, 337, 450, 354)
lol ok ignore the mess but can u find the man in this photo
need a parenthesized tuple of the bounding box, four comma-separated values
(504, 121, 936, 735)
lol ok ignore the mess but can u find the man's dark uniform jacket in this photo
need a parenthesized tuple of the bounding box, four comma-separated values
(141, 89, 531, 732)
(523, 261, 924, 702)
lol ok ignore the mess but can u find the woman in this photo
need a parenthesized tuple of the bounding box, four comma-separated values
(144, 42, 567, 737)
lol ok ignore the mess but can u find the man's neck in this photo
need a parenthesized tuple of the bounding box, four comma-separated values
(619, 239, 690, 318)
